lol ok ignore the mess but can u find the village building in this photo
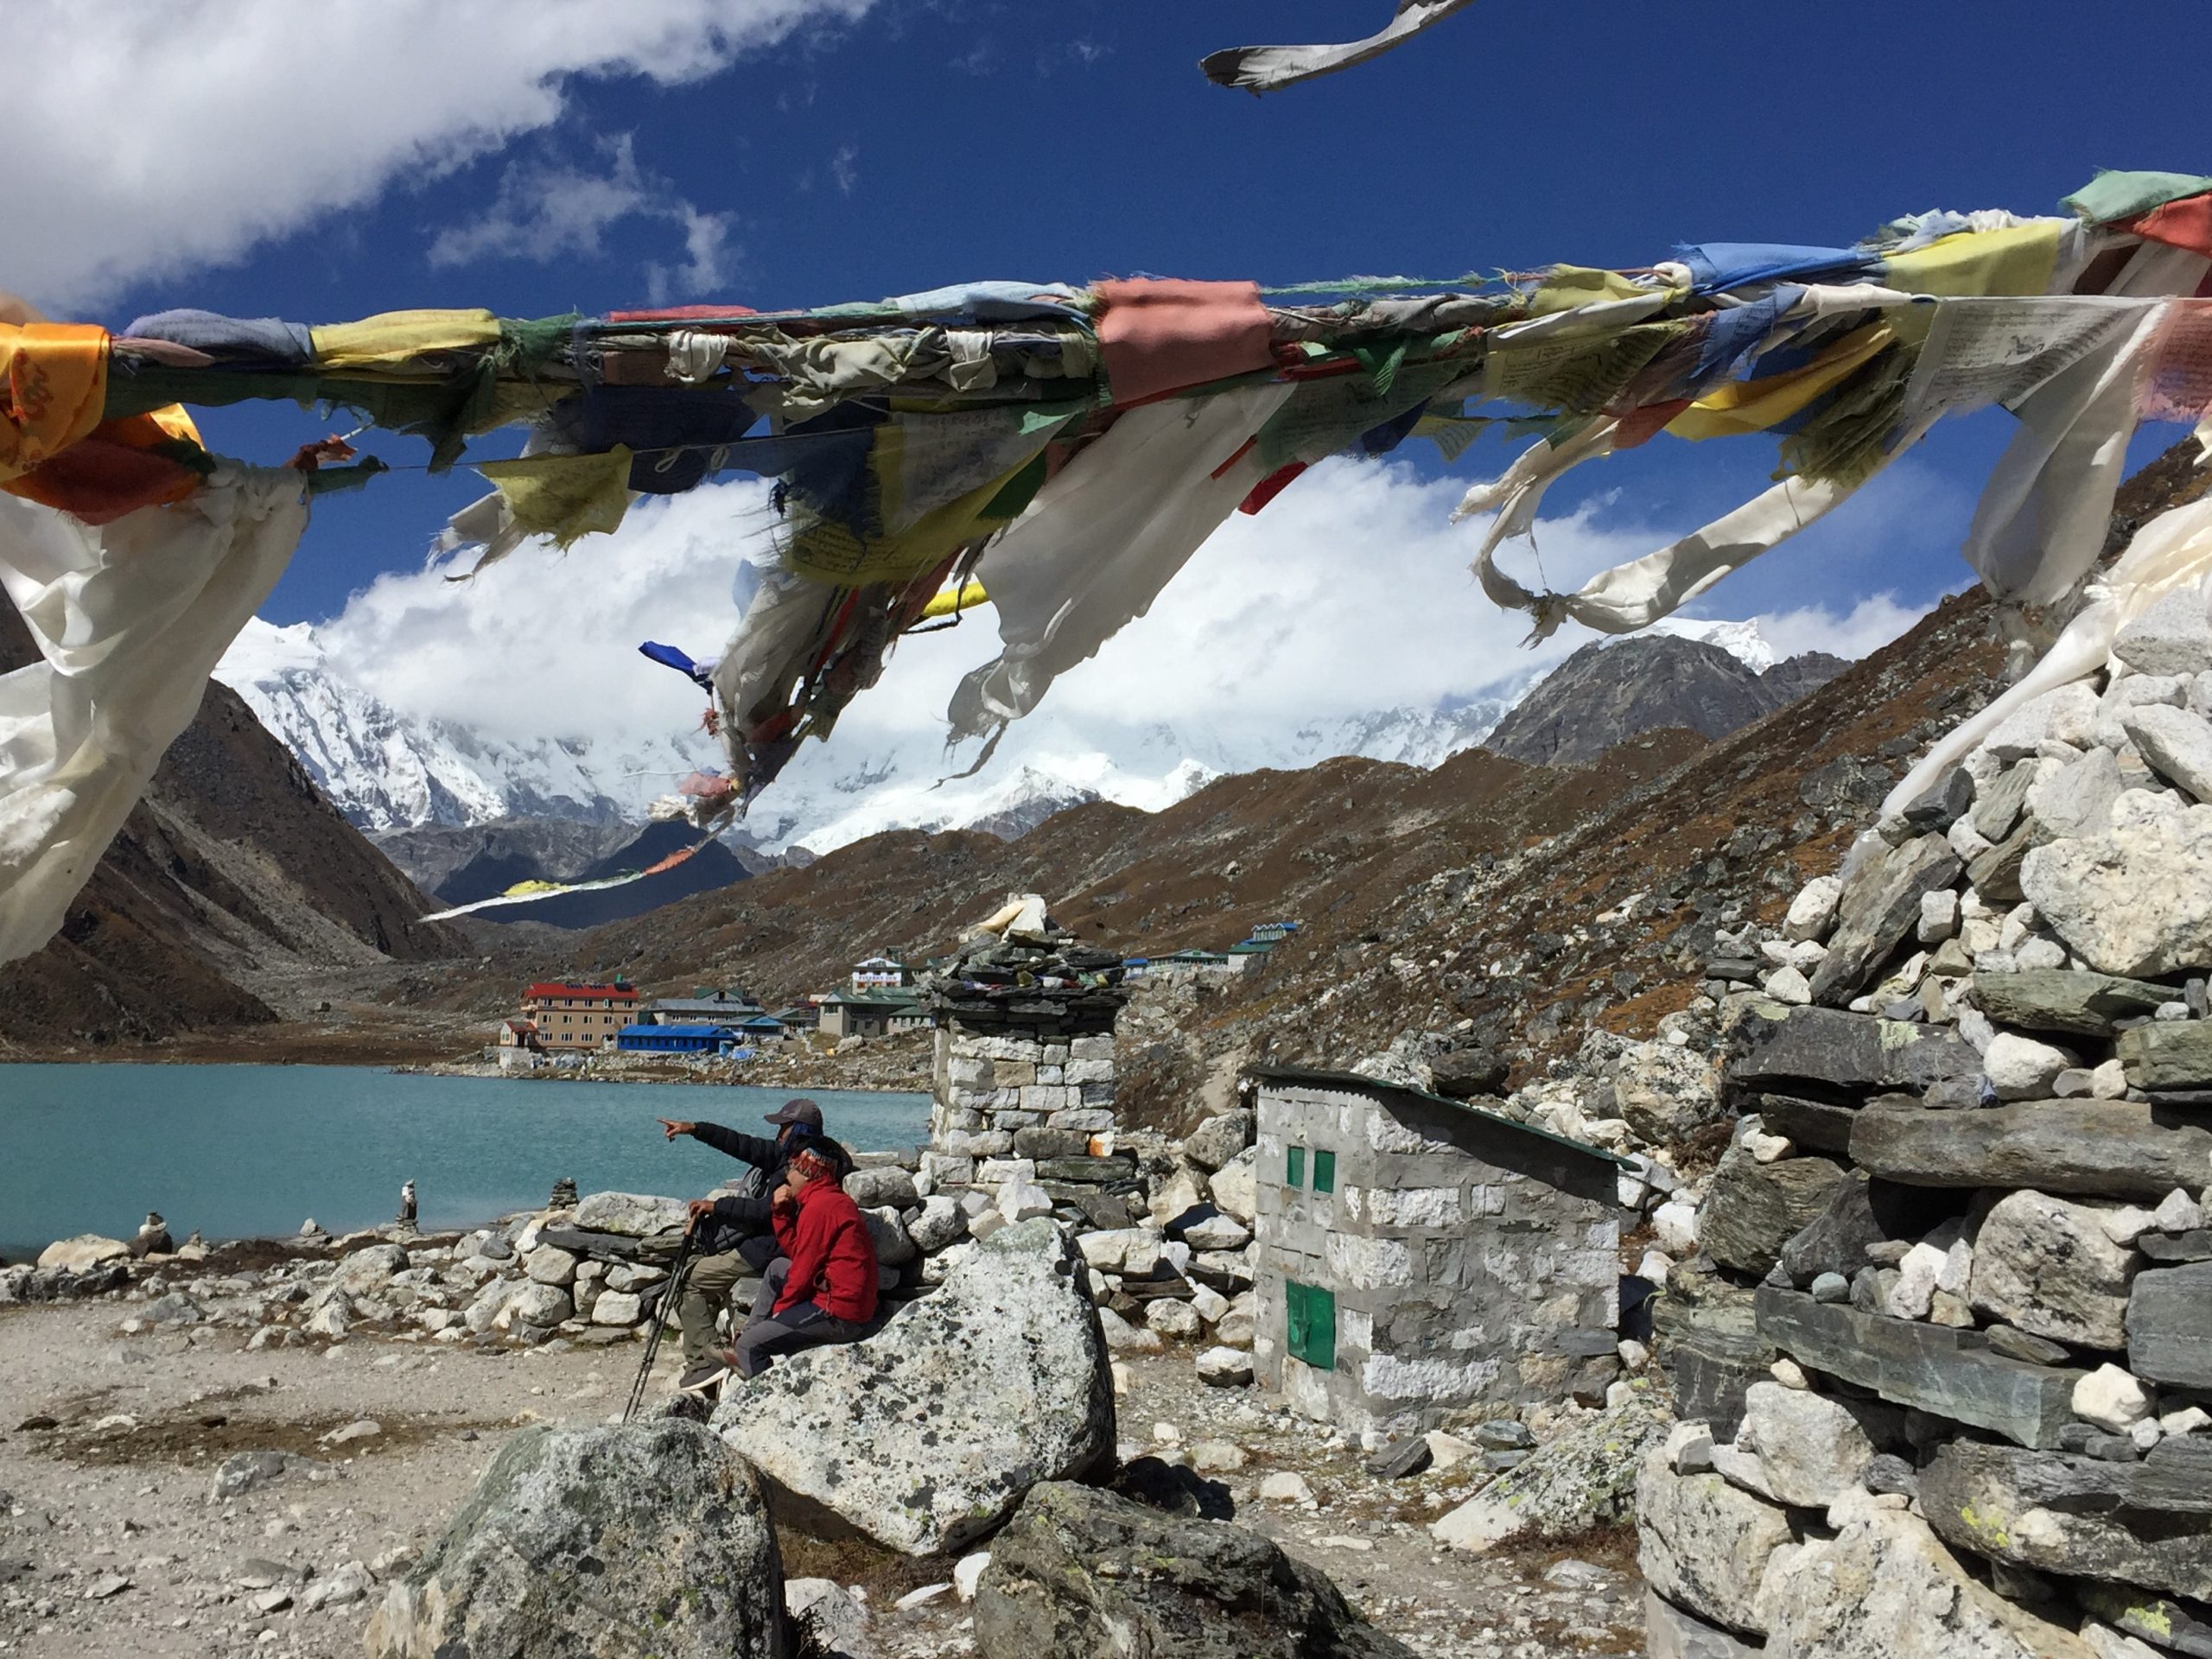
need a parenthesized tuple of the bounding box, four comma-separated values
(615, 1022, 741, 1056)
(772, 1002, 822, 1032)
(1124, 946, 1237, 982)
(1245, 1066, 1626, 1438)
(849, 953, 915, 991)
(641, 988, 763, 1025)
(817, 988, 926, 1040)
(519, 981, 639, 1051)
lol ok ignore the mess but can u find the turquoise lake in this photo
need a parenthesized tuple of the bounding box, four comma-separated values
(0, 1065, 930, 1261)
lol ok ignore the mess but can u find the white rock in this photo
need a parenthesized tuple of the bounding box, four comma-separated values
(2026, 796, 2212, 976)
(1187, 1284, 1230, 1325)
(1662, 1422, 1715, 1476)
(1259, 1471, 1313, 1504)
(1917, 888, 1960, 944)
(2125, 703, 2212, 802)
(1097, 1306, 1162, 1356)
(588, 1292, 641, 1326)
(1986, 682, 2100, 761)
(1636, 1249, 1675, 1286)
(1205, 1147, 1257, 1226)
(1144, 1299, 1203, 1339)
(2153, 1187, 2206, 1233)
(523, 1246, 577, 1287)
(2090, 1058, 2130, 1099)
(2159, 1404, 2211, 1437)
(1885, 1243, 1947, 1320)
(1427, 1430, 1478, 1471)
(1982, 1032, 2076, 1100)
(953, 1551, 991, 1603)
(1738, 1382, 1872, 1508)
(1195, 1346, 1253, 1387)
(1972, 1191, 2139, 1349)
(995, 1179, 1054, 1225)
(2113, 583, 2212, 677)
(1761, 966, 1812, 1006)
(1653, 1200, 1699, 1258)
(2074, 1363, 2152, 1432)
(893, 1582, 950, 1612)
(1784, 876, 1844, 942)
(571, 1192, 688, 1238)
(37, 1235, 130, 1272)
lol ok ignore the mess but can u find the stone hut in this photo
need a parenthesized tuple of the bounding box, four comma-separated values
(1246, 1066, 1628, 1437)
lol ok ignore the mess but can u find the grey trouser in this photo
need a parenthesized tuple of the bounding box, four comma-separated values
(677, 1251, 754, 1366)
(731, 1259, 862, 1379)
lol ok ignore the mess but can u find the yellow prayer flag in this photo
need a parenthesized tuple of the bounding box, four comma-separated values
(477, 447, 633, 549)
(311, 309, 503, 371)
(1667, 323, 1894, 442)
(1882, 221, 2062, 299)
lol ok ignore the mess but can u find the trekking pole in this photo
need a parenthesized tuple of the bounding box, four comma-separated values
(623, 1218, 697, 1424)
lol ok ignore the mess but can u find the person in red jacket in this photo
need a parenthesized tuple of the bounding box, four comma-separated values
(723, 1136, 880, 1381)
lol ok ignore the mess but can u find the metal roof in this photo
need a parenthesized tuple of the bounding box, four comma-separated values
(1243, 1064, 1632, 1174)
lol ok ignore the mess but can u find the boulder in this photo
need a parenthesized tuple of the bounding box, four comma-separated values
(1431, 1396, 1671, 1554)
(35, 1235, 129, 1273)
(1195, 1346, 1253, 1387)
(1206, 1147, 1257, 1226)
(906, 1195, 965, 1254)
(1972, 968, 2174, 1037)
(502, 1282, 573, 1331)
(1755, 1288, 2077, 1451)
(2118, 1021, 2212, 1092)
(1725, 1002, 1975, 1100)
(1851, 1098, 2212, 1203)
(1968, 1191, 2140, 1350)
(573, 1192, 689, 1239)
(1428, 1044, 1510, 1098)
(1181, 1110, 1254, 1173)
(1636, 1446, 1793, 1635)
(1783, 874, 1844, 941)
(2024, 798, 2212, 978)
(1758, 1496, 2094, 1659)
(711, 1218, 1112, 1556)
(331, 1243, 409, 1296)
(972, 1482, 1415, 1659)
(2028, 745, 2126, 843)
(1616, 1044, 1723, 1145)
(1809, 834, 1961, 1006)
(785, 1577, 870, 1656)
(589, 1292, 642, 1326)
(2115, 586, 2212, 677)
(2129, 1262, 2212, 1389)
(523, 1245, 577, 1287)
(1644, 1589, 1765, 1659)
(861, 1206, 917, 1267)
(1700, 1151, 1851, 1278)
(2126, 704, 2212, 802)
(1922, 1439, 2212, 1604)
(1983, 1033, 2077, 1101)
(364, 1420, 783, 1659)
(1737, 1381, 1874, 1508)
(843, 1166, 919, 1211)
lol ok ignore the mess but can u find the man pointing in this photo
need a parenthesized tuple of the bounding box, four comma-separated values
(656, 1096, 825, 1394)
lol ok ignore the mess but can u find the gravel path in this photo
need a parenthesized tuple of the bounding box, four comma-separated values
(0, 1301, 1646, 1659)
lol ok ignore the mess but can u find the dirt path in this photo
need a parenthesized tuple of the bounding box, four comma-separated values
(0, 1302, 1645, 1659)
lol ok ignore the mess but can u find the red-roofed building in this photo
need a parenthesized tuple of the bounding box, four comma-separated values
(519, 980, 639, 1051)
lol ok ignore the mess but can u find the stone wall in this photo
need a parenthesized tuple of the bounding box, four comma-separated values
(1252, 1077, 1623, 1438)
(922, 1023, 1120, 1189)
(1642, 582, 2212, 1659)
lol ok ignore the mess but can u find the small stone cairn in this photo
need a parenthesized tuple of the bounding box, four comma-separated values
(1640, 582, 2212, 1659)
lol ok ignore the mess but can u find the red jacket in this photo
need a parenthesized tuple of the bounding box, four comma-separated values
(771, 1178, 880, 1324)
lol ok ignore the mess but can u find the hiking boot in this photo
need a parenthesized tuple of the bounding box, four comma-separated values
(675, 1357, 729, 1397)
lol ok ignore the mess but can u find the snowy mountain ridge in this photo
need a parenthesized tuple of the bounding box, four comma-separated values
(213, 614, 1783, 855)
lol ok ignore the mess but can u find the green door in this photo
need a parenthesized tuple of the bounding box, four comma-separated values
(1285, 1279, 1337, 1370)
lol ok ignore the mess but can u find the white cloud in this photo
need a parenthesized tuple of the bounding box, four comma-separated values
(1748, 592, 1935, 662)
(315, 453, 1884, 765)
(426, 133, 733, 300)
(0, 0, 873, 309)
(829, 143, 861, 196)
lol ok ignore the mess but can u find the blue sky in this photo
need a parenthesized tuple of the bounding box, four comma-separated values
(15, 0, 2207, 652)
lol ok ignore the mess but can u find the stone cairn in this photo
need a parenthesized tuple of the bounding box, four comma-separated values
(1639, 585, 2212, 1659)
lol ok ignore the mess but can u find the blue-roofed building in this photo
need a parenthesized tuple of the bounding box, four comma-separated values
(616, 1023, 740, 1055)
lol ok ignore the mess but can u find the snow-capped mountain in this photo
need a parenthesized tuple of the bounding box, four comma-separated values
(213, 614, 1783, 856)
(214, 620, 702, 832)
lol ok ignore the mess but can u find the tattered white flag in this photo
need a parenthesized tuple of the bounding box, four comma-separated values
(1201, 0, 1478, 92)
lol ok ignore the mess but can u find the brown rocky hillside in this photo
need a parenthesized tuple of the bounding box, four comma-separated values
(0, 600, 464, 1051)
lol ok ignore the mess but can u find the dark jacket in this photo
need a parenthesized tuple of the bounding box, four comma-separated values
(771, 1178, 879, 1323)
(691, 1122, 810, 1254)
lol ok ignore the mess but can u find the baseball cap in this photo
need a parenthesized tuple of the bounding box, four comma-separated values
(765, 1097, 824, 1129)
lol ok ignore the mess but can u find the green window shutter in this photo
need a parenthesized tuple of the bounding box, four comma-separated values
(1286, 1146, 1305, 1188)
(1313, 1149, 1336, 1194)
(1285, 1279, 1337, 1370)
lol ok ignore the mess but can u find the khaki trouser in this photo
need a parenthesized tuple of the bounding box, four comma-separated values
(677, 1251, 755, 1366)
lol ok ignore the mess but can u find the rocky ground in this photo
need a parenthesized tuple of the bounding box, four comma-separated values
(0, 1294, 1647, 1659)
